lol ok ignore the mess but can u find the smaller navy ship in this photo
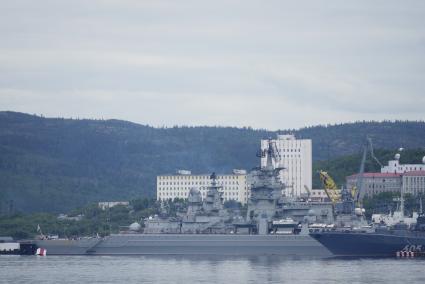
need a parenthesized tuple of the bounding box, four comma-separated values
(310, 213, 425, 257)
(0, 237, 38, 255)
(311, 146, 425, 257)
(310, 186, 425, 257)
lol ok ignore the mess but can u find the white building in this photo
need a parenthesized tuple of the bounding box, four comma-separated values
(261, 134, 312, 197)
(156, 169, 249, 204)
(98, 201, 130, 210)
(310, 189, 330, 202)
(381, 155, 425, 174)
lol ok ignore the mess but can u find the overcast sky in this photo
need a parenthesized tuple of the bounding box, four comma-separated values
(1, 0, 424, 130)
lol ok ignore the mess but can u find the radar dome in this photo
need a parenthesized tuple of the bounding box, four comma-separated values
(307, 209, 316, 216)
(188, 187, 202, 203)
(354, 208, 363, 216)
(189, 187, 200, 194)
(395, 153, 401, 160)
(129, 222, 141, 231)
(422, 156, 425, 164)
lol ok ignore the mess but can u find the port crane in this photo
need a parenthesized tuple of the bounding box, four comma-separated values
(319, 170, 341, 204)
(318, 137, 382, 215)
(353, 137, 382, 204)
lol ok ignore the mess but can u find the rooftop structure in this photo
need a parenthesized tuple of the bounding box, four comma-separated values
(310, 189, 330, 203)
(381, 154, 425, 174)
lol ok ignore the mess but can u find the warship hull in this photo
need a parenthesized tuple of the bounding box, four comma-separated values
(310, 232, 425, 257)
(34, 238, 100, 255)
(35, 234, 331, 256)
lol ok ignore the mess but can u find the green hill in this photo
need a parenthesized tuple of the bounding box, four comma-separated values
(312, 149, 425, 189)
(0, 111, 424, 213)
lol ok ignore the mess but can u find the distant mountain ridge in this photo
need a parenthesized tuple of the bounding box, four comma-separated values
(0, 111, 424, 213)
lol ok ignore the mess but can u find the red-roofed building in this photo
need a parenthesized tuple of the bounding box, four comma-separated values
(347, 173, 402, 179)
(345, 152, 425, 198)
(403, 171, 425, 177)
(346, 173, 402, 199)
(346, 171, 425, 199)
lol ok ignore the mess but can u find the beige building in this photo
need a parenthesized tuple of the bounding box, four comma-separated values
(346, 154, 425, 198)
(157, 169, 249, 204)
(346, 173, 402, 198)
(402, 171, 425, 195)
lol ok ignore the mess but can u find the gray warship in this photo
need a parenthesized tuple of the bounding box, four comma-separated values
(34, 140, 334, 256)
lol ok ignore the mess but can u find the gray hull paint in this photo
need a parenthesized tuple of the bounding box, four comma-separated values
(36, 234, 331, 256)
(35, 238, 100, 255)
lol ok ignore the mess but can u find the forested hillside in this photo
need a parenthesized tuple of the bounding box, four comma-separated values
(312, 149, 425, 189)
(0, 111, 424, 213)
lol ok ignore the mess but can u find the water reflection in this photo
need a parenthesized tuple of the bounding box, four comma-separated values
(1, 255, 425, 284)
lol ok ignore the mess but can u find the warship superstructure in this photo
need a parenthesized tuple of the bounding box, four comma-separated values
(33, 139, 335, 256)
(143, 173, 233, 234)
(244, 141, 334, 234)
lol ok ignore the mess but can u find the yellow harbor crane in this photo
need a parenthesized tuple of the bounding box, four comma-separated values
(319, 137, 382, 208)
(319, 170, 341, 204)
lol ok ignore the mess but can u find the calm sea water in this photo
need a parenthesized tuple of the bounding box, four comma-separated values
(1, 255, 425, 284)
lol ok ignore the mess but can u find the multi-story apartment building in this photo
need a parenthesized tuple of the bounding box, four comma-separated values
(156, 169, 249, 204)
(261, 134, 312, 197)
